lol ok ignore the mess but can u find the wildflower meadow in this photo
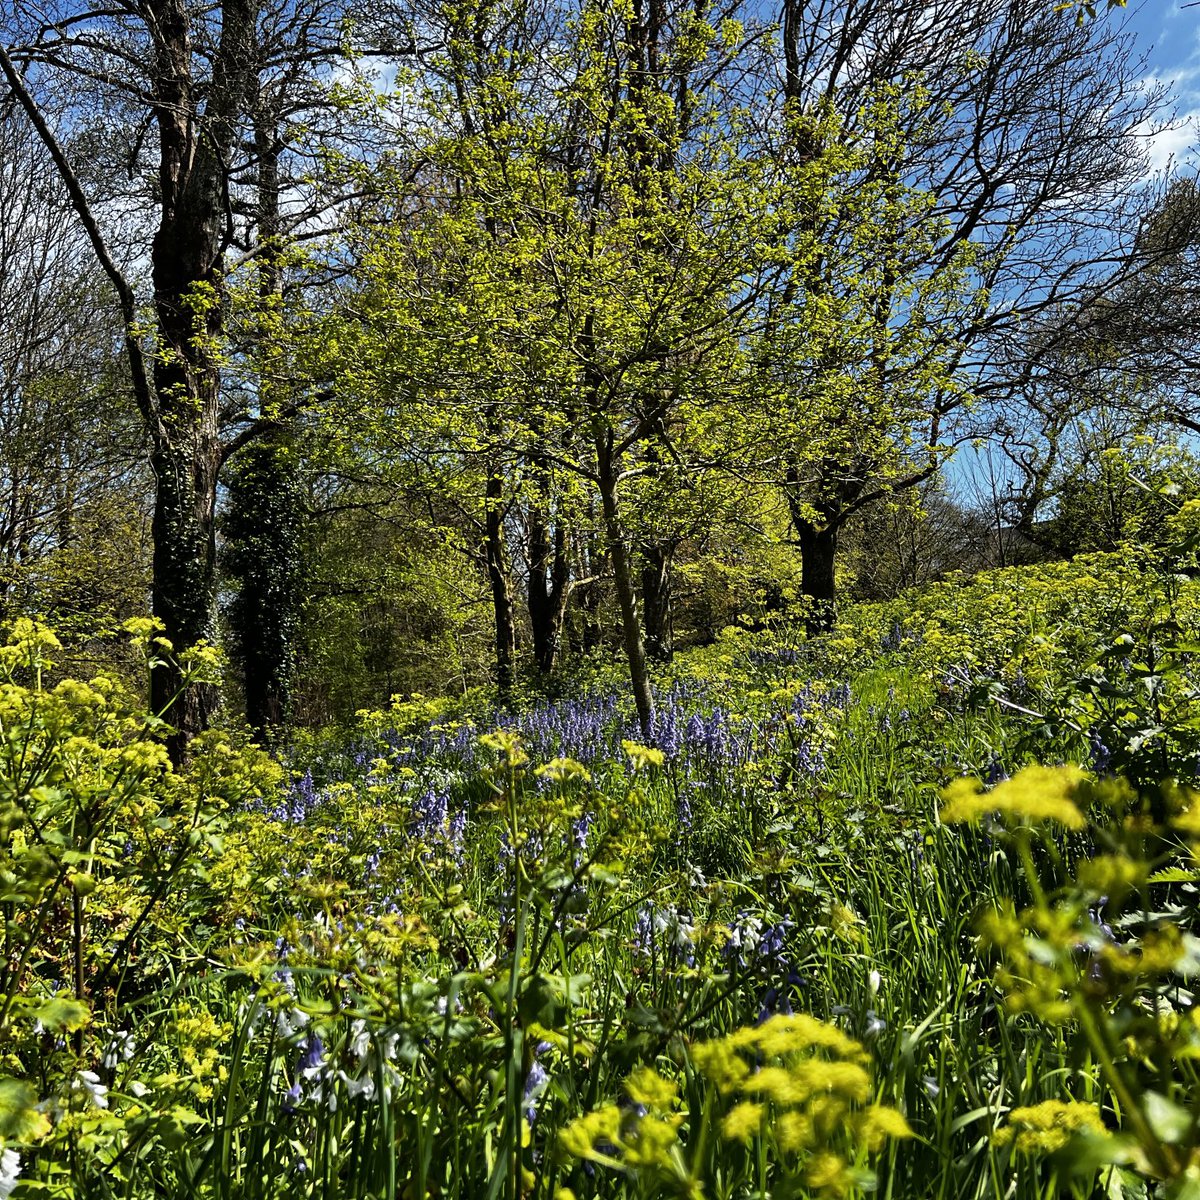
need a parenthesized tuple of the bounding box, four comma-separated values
(0, 546, 1198, 1198)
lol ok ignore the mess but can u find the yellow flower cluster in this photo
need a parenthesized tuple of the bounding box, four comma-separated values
(977, 901, 1084, 1023)
(993, 1100, 1107, 1155)
(693, 1013, 910, 1191)
(940, 764, 1090, 829)
(171, 1008, 233, 1101)
(558, 1066, 696, 1196)
(559, 1014, 910, 1197)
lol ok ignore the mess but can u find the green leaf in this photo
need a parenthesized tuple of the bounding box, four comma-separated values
(1142, 1091, 1191, 1144)
(1148, 868, 1200, 884)
(32, 996, 90, 1032)
(0, 1076, 50, 1142)
(517, 972, 590, 1029)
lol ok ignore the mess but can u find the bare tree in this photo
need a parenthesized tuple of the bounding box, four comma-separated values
(0, 107, 146, 612)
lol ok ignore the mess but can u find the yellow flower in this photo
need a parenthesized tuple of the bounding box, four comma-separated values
(479, 729, 529, 766)
(690, 1039, 751, 1093)
(776, 1109, 814, 1153)
(622, 741, 665, 770)
(940, 764, 1089, 829)
(625, 1066, 677, 1111)
(721, 1101, 765, 1144)
(559, 1106, 622, 1161)
(858, 1103, 914, 1151)
(622, 1111, 683, 1168)
(994, 1100, 1106, 1154)
(1077, 855, 1147, 898)
(805, 1150, 854, 1195)
(535, 757, 592, 783)
(1166, 779, 1200, 836)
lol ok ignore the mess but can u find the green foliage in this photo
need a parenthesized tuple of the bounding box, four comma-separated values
(1044, 436, 1200, 557)
(0, 617, 281, 1193)
(8, 553, 1200, 1197)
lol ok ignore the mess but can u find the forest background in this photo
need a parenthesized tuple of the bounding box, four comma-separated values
(5, 3, 1200, 1199)
(0, 0, 1198, 747)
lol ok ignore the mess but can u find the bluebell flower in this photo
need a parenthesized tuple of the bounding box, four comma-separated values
(364, 849, 381, 881)
(984, 759, 1008, 786)
(676, 794, 693, 833)
(269, 770, 320, 823)
(633, 902, 695, 967)
(281, 1081, 303, 1115)
(523, 1045, 550, 1125)
(1089, 730, 1112, 773)
(298, 1033, 325, 1076)
(572, 811, 594, 851)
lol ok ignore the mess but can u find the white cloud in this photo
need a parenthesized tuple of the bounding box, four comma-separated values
(1141, 111, 1200, 173)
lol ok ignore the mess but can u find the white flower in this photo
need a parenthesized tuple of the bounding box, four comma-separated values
(74, 1070, 109, 1109)
(0, 1148, 21, 1200)
(275, 1006, 309, 1038)
(348, 1019, 371, 1060)
(103, 1031, 136, 1069)
(726, 915, 762, 956)
(376, 1031, 400, 1064)
(867, 970, 882, 1000)
(342, 1072, 376, 1103)
(129, 1081, 149, 1098)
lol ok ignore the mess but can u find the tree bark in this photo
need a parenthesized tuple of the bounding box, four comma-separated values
(595, 430, 654, 732)
(144, 0, 259, 757)
(795, 517, 839, 636)
(222, 106, 304, 746)
(223, 428, 303, 744)
(484, 470, 517, 696)
(640, 541, 674, 662)
(149, 437, 222, 755)
(527, 503, 570, 676)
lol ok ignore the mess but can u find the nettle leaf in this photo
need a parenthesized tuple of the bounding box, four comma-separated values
(32, 996, 90, 1032)
(0, 1076, 50, 1142)
(1148, 868, 1200, 885)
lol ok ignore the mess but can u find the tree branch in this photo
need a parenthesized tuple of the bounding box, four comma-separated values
(0, 42, 157, 427)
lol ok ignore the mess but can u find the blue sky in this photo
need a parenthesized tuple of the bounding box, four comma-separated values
(1126, 0, 1200, 171)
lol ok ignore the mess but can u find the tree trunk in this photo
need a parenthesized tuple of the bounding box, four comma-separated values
(485, 470, 517, 695)
(596, 432, 654, 732)
(223, 429, 303, 745)
(221, 108, 304, 746)
(641, 541, 674, 662)
(796, 517, 839, 636)
(149, 435, 221, 757)
(574, 506, 604, 654)
(144, 0, 259, 759)
(528, 504, 570, 676)
(1, 0, 260, 763)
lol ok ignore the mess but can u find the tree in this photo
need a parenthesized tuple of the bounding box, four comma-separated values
(0, 106, 148, 628)
(739, 90, 981, 631)
(339, 0, 778, 728)
(1066, 178, 1200, 437)
(0, 0, 363, 757)
(749, 0, 1162, 628)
